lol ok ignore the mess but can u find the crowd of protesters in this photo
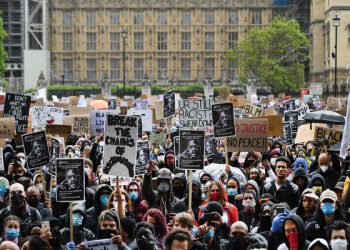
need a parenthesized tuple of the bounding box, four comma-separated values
(0, 106, 349, 250)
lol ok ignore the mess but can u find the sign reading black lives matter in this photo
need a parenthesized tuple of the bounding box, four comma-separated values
(135, 140, 150, 176)
(103, 114, 138, 178)
(212, 103, 235, 137)
(178, 130, 205, 170)
(163, 89, 175, 118)
(22, 130, 50, 170)
(178, 99, 215, 129)
(49, 137, 61, 176)
(56, 158, 85, 202)
(4, 93, 31, 135)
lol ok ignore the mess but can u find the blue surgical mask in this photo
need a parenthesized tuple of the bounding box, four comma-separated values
(99, 194, 109, 208)
(5, 228, 19, 239)
(51, 188, 57, 198)
(227, 188, 237, 197)
(129, 191, 139, 202)
(321, 202, 335, 215)
(72, 213, 84, 227)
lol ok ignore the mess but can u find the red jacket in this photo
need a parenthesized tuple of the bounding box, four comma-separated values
(198, 201, 238, 227)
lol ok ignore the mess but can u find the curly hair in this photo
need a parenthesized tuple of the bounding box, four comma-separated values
(142, 208, 168, 243)
(205, 180, 228, 206)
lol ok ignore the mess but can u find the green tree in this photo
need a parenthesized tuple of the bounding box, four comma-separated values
(226, 16, 310, 92)
(0, 13, 7, 77)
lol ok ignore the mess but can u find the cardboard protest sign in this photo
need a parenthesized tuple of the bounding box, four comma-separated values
(81, 239, 118, 250)
(284, 111, 299, 134)
(233, 108, 244, 119)
(163, 89, 175, 118)
(295, 123, 326, 144)
(281, 122, 293, 144)
(264, 108, 276, 116)
(56, 158, 85, 202)
(314, 127, 343, 154)
(297, 106, 310, 120)
(69, 107, 92, 116)
(135, 140, 149, 176)
(212, 103, 235, 137)
(3, 93, 31, 135)
(154, 100, 164, 121)
(68, 96, 79, 106)
(244, 104, 264, 117)
(30, 106, 64, 131)
(178, 99, 214, 128)
(49, 137, 61, 176)
(108, 99, 117, 110)
(136, 99, 149, 110)
(64, 115, 90, 136)
(0, 118, 15, 138)
(230, 96, 247, 108)
(46, 125, 72, 144)
(226, 118, 268, 152)
(263, 115, 283, 137)
(103, 114, 138, 177)
(127, 109, 152, 132)
(22, 130, 50, 170)
(178, 130, 205, 170)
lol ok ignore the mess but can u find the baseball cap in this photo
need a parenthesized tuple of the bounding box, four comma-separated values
(334, 182, 344, 191)
(302, 188, 319, 200)
(199, 201, 223, 216)
(320, 189, 337, 203)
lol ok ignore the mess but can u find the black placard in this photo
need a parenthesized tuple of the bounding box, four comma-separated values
(212, 103, 235, 137)
(22, 130, 50, 170)
(178, 130, 205, 170)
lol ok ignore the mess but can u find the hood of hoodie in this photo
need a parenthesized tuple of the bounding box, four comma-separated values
(244, 151, 258, 168)
(126, 181, 143, 202)
(229, 176, 242, 194)
(173, 173, 186, 185)
(94, 184, 113, 212)
(246, 180, 260, 199)
(272, 140, 282, 149)
(308, 174, 326, 189)
(185, 177, 202, 204)
(293, 158, 308, 172)
(292, 168, 308, 184)
(65, 203, 86, 227)
(282, 214, 307, 249)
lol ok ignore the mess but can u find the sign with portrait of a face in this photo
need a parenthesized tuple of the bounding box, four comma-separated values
(212, 103, 236, 138)
(135, 140, 150, 176)
(178, 130, 205, 170)
(22, 130, 50, 170)
(163, 89, 175, 118)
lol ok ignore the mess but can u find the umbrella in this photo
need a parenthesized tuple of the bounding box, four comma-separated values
(328, 143, 341, 153)
(89, 100, 108, 110)
(302, 110, 345, 125)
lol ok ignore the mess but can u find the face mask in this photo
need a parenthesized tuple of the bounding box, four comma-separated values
(158, 155, 165, 162)
(129, 191, 139, 202)
(321, 202, 335, 215)
(51, 188, 57, 198)
(99, 228, 117, 239)
(99, 194, 109, 208)
(287, 232, 299, 250)
(202, 228, 214, 239)
(292, 155, 297, 160)
(192, 191, 201, 202)
(75, 150, 80, 156)
(5, 228, 19, 239)
(27, 197, 40, 208)
(20, 159, 26, 166)
(210, 192, 220, 201)
(173, 185, 185, 198)
(330, 239, 347, 250)
(229, 235, 248, 249)
(72, 213, 84, 227)
(157, 182, 170, 193)
(36, 184, 44, 192)
(320, 165, 328, 172)
(84, 167, 91, 176)
(11, 193, 25, 206)
(242, 200, 256, 208)
(227, 188, 237, 197)
(245, 159, 255, 167)
(270, 158, 277, 167)
(137, 235, 155, 250)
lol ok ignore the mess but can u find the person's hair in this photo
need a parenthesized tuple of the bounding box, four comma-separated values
(98, 210, 120, 230)
(3, 215, 21, 229)
(276, 156, 291, 168)
(206, 181, 228, 204)
(173, 212, 194, 229)
(120, 217, 137, 241)
(165, 230, 192, 250)
(326, 220, 350, 242)
(29, 235, 52, 250)
(243, 189, 256, 200)
(142, 208, 168, 241)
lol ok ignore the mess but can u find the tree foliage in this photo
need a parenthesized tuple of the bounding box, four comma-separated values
(0, 13, 7, 77)
(226, 16, 310, 91)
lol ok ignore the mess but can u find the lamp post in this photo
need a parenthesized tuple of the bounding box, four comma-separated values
(332, 14, 340, 97)
(61, 74, 65, 85)
(122, 27, 128, 98)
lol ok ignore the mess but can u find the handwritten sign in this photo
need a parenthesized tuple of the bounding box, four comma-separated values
(314, 126, 343, 153)
(63, 116, 90, 136)
(90, 110, 106, 136)
(0, 118, 15, 138)
(227, 118, 268, 152)
(263, 115, 283, 137)
(3, 93, 31, 135)
(30, 106, 64, 131)
(244, 104, 264, 117)
(179, 99, 214, 128)
(46, 125, 72, 144)
(297, 106, 310, 120)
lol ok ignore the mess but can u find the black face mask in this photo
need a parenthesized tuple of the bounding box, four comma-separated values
(192, 191, 202, 203)
(12, 194, 25, 206)
(245, 160, 255, 168)
(173, 185, 185, 198)
(27, 198, 40, 208)
(259, 215, 272, 231)
(99, 229, 117, 239)
(137, 235, 155, 250)
(229, 235, 249, 250)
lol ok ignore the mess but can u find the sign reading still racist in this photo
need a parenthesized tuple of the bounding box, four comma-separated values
(178, 99, 214, 128)
(227, 118, 268, 152)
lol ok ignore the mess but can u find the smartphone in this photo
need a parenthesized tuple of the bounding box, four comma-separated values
(276, 207, 284, 215)
(203, 212, 219, 222)
(262, 152, 269, 162)
(41, 221, 50, 232)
